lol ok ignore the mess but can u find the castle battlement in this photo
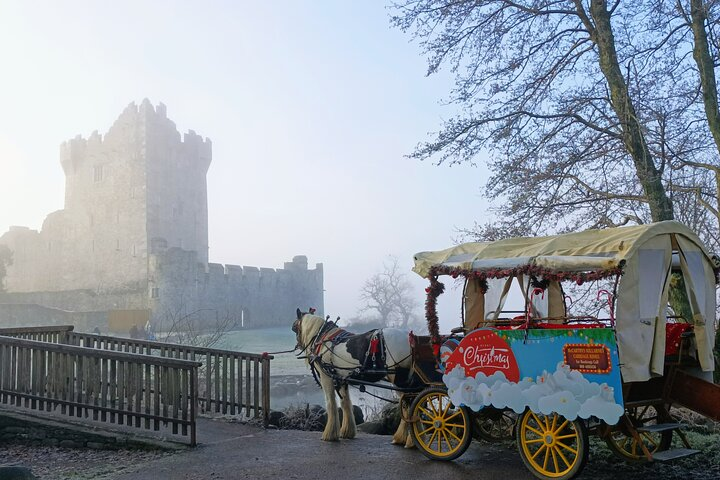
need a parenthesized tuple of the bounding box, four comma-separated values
(1, 101, 323, 330)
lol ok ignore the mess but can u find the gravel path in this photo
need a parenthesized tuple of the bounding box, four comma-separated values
(0, 445, 175, 480)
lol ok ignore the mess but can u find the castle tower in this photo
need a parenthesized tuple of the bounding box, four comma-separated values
(3, 100, 212, 294)
(0, 101, 323, 330)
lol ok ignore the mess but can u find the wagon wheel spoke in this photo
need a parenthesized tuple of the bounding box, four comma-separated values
(418, 424, 435, 436)
(531, 444, 546, 461)
(425, 429, 438, 447)
(524, 437, 545, 444)
(418, 405, 433, 418)
(553, 419, 569, 434)
(556, 441, 577, 456)
(555, 445, 572, 469)
(445, 427, 462, 443)
(550, 445, 560, 473)
(526, 425, 544, 437)
(530, 411, 544, 428)
(445, 422, 465, 428)
(440, 429, 453, 450)
(542, 444, 551, 471)
(444, 411, 462, 422)
(429, 395, 442, 415)
(642, 433, 658, 447)
(440, 399, 451, 417)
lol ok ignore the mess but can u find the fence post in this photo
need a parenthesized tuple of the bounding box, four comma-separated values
(190, 365, 198, 447)
(262, 354, 271, 427)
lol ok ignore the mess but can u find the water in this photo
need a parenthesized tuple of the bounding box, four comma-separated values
(218, 327, 307, 376)
(217, 327, 393, 416)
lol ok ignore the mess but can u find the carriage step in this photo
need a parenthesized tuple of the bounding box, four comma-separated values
(637, 422, 683, 433)
(651, 448, 700, 462)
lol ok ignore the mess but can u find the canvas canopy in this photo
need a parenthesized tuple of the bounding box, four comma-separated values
(413, 221, 718, 383)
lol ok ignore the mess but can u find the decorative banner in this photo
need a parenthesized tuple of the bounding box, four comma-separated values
(563, 344, 611, 373)
(444, 330, 519, 382)
(442, 327, 624, 425)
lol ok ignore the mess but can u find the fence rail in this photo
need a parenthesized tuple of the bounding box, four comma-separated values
(0, 326, 272, 428)
(0, 334, 200, 445)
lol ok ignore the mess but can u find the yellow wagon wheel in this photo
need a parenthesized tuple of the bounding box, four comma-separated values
(410, 387, 472, 461)
(604, 405, 673, 462)
(516, 410, 588, 480)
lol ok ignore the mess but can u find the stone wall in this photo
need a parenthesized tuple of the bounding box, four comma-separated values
(149, 251, 323, 329)
(0, 100, 323, 331)
(0, 303, 110, 331)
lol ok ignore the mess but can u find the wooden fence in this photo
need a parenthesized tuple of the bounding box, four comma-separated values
(0, 334, 200, 445)
(0, 326, 272, 427)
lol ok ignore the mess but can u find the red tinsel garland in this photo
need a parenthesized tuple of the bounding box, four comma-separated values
(424, 264, 624, 349)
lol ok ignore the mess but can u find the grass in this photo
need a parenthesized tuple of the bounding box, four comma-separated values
(581, 419, 720, 479)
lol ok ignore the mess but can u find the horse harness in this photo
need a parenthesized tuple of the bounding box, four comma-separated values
(302, 319, 390, 390)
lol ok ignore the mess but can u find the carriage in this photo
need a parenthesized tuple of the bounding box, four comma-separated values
(404, 220, 720, 479)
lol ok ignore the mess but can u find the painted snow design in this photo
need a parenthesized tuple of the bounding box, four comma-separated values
(443, 361, 624, 425)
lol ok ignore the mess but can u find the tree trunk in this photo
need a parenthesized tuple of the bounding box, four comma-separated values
(589, 0, 674, 222)
(689, 0, 720, 381)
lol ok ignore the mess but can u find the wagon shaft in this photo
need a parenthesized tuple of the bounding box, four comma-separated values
(668, 370, 720, 422)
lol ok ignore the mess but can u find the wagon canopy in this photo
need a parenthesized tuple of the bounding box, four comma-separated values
(413, 221, 718, 383)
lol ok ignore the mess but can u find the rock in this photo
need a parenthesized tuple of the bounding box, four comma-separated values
(379, 403, 402, 434)
(353, 405, 364, 425)
(337, 405, 364, 425)
(268, 410, 286, 427)
(357, 421, 385, 435)
(58, 440, 82, 448)
(0, 466, 37, 479)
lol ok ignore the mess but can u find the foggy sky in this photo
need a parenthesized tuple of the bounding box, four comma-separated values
(0, 1, 491, 331)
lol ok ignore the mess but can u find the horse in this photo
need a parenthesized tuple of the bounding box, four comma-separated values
(292, 308, 415, 445)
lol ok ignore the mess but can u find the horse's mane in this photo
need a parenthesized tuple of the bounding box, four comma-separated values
(299, 314, 327, 348)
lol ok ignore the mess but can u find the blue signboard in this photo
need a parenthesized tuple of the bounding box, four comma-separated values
(442, 327, 624, 425)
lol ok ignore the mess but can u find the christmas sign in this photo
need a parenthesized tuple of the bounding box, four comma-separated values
(444, 329, 520, 382)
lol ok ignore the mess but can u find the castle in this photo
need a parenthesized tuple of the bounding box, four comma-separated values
(0, 100, 324, 331)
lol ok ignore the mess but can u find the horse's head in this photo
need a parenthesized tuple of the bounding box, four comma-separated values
(293, 308, 325, 349)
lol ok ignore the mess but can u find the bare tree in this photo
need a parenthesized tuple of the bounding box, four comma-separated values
(392, 0, 720, 373)
(358, 256, 420, 329)
(153, 293, 239, 349)
(391, 0, 678, 232)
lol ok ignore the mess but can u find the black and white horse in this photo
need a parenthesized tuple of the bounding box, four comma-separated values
(292, 309, 414, 444)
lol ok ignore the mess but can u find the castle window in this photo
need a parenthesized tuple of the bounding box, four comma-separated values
(116, 239, 120, 251)
(151, 287, 159, 298)
(93, 165, 103, 182)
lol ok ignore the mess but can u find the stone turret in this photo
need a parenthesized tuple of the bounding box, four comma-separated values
(0, 101, 323, 330)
